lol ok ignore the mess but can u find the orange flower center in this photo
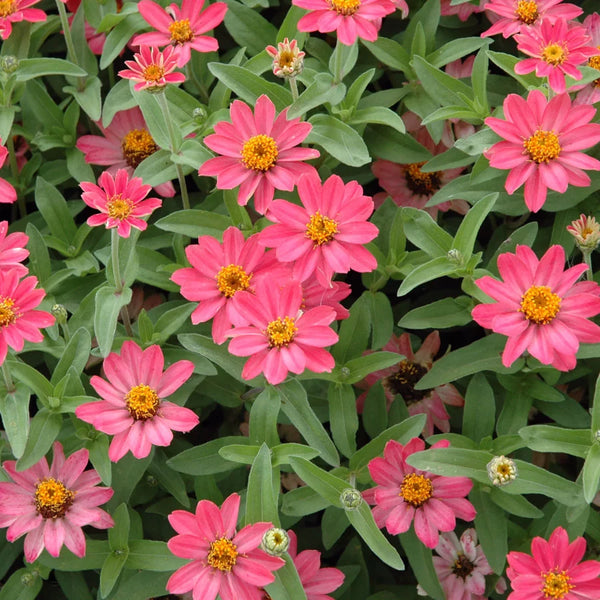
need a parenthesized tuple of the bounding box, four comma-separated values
(0, 0, 15, 17)
(515, 0, 538, 24)
(106, 194, 133, 220)
(384, 360, 429, 404)
(169, 19, 194, 45)
(523, 130, 561, 163)
(278, 50, 295, 69)
(266, 316, 297, 348)
(520, 285, 561, 324)
(305, 211, 338, 246)
(404, 162, 442, 196)
(125, 384, 160, 420)
(35, 478, 75, 519)
(589, 50, 600, 87)
(400, 473, 433, 508)
(541, 43, 567, 66)
(0, 297, 16, 327)
(541, 570, 573, 599)
(329, 0, 361, 16)
(216, 264, 251, 298)
(121, 128, 159, 168)
(207, 537, 238, 571)
(241, 135, 278, 171)
(142, 64, 165, 83)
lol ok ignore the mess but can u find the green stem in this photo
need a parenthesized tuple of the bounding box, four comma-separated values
(120, 306, 134, 337)
(60, 320, 71, 343)
(2, 361, 15, 393)
(111, 228, 123, 292)
(333, 39, 345, 84)
(56, 0, 85, 92)
(583, 250, 594, 281)
(288, 76, 299, 102)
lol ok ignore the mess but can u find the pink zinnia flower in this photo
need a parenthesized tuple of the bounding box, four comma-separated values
(259, 172, 378, 287)
(166, 493, 284, 600)
(75, 340, 198, 461)
(76, 106, 175, 198)
(0, 441, 113, 563)
(574, 13, 600, 106)
(472, 244, 600, 371)
(0, 220, 29, 276)
(506, 526, 600, 600)
(118, 45, 185, 91)
(132, 0, 227, 67)
(199, 95, 320, 215)
(227, 280, 338, 385)
(363, 438, 476, 549)
(513, 19, 598, 94)
(0, 142, 17, 204)
(441, 0, 483, 22)
(0, 0, 46, 40)
(292, 0, 395, 46)
(356, 332, 464, 437)
(484, 89, 600, 213)
(80, 169, 162, 238)
(171, 226, 281, 345)
(265, 38, 305, 78)
(302, 278, 351, 320)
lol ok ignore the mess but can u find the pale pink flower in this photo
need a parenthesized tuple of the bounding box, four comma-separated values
(132, 0, 227, 67)
(265, 38, 305, 78)
(167, 493, 284, 600)
(0, 0, 46, 40)
(259, 172, 378, 287)
(118, 45, 185, 91)
(441, 0, 483, 22)
(514, 19, 598, 94)
(0, 442, 113, 563)
(567, 214, 600, 251)
(302, 279, 351, 320)
(0, 220, 29, 276)
(472, 244, 600, 371)
(506, 526, 600, 600)
(76, 106, 175, 198)
(356, 332, 464, 437)
(75, 340, 198, 461)
(484, 89, 600, 213)
(574, 13, 600, 106)
(227, 280, 338, 385)
(199, 95, 320, 215)
(363, 438, 476, 549)
(80, 169, 162, 238)
(0, 142, 17, 204)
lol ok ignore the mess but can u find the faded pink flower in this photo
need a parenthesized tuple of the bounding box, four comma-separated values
(574, 13, 600, 107)
(302, 279, 351, 320)
(118, 45, 185, 91)
(441, 0, 483, 22)
(0, 142, 17, 204)
(0, 220, 29, 276)
(76, 340, 198, 461)
(0, 442, 113, 563)
(0, 0, 46, 40)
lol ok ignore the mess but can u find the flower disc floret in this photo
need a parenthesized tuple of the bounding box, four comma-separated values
(216, 264, 251, 298)
(542, 570, 573, 599)
(125, 384, 160, 420)
(516, 0, 538, 24)
(520, 285, 561, 324)
(207, 537, 238, 571)
(169, 18, 194, 44)
(266, 316, 297, 348)
(121, 129, 159, 168)
(241, 134, 278, 171)
(400, 473, 433, 508)
(305, 211, 338, 246)
(0, 297, 15, 327)
(0, 0, 46, 40)
(329, 0, 360, 16)
(524, 130, 561, 163)
(35, 478, 74, 519)
(404, 162, 443, 195)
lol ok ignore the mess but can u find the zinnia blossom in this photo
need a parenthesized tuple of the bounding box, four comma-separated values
(0, 220, 29, 276)
(199, 95, 320, 215)
(506, 526, 600, 600)
(574, 13, 600, 107)
(265, 38, 305, 78)
(118, 45, 185, 91)
(471, 244, 600, 371)
(363, 438, 476, 549)
(80, 169, 162, 237)
(0, 0, 46, 40)
(0, 442, 113, 563)
(0, 142, 17, 204)
(484, 89, 600, 213)
(302, 278, 351, 320)
(75, 340, 198, 461)
(132, 0, 227, 67)
(166, 493, 285, 600)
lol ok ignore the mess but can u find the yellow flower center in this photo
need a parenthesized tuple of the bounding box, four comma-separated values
(541, 570, 573, 599)
(523, 130, 561, 163)
(404, 162, 442, 196)
(121, 128, 159, 168)
(207, 537, 238, 572)
(35, 478, 75, 519)
(168, 19, 194, 45)
(400, 472, 433, 508)
(241, 135, 278, 172)
(384, 360, 429, 404)
(142, 64, 165, 83)
(0, 0, 15, 17)
(278, 50, 295, 69)
(520, 285, 561, 324)
(542, 43, 566, 66)
(106, 194, 133, 220)
(125, 384, 160, 420)
(515, 0, 538, 24)
(329, 0, 361, 16)
(305, 211, 338, 246)
(0, 297, 16, 327)
(589, 51, 600, 87)
(266, 316, 297, 348)
(216, 264, 251, 298)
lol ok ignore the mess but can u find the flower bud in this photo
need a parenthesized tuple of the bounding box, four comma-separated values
(567, 214, 600, 252)
(0, 55, 19, 74)
(261, 527, 290, 555)
(265, 38, 305, 79)
(51, 304, 68, 325)
(193, 106, 208, 124)
(447, 248, 464, 265)
(340, 487, 362, 510)
(486, 455, 518, 486)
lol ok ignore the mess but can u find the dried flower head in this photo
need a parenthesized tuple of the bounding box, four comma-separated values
(567, 214, 600, 252)
(487, 455, 518, 486)
(265, 38, 305, 78)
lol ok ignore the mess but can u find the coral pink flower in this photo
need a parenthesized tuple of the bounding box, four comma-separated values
(132, 0, 227, 67)
(167, 493, 284, 600)
(259, 172, 378, 287)
(513, 19, 598, 94)
(171, 226, 281, 344)
(482, 0, 582, 39)
(0, 221, 29, 276)
(441, 0, 483, 22)
(506, 526, 600, 600)
(363, 438, 476, 549)
(356, 332, 464, 437)
(80, 169, 162, 238)
(0, 0, 46, 40)
(76, 340, 198, 461)
(472, 244, 600, 371)
(574, 13, 600, 107)
(199, 95, 320, 215)
(302, 279, 351, 320)
(118, 45, 185, 91)
(227, 280, 338, 385)
(0, 442, 113, 563)
(0, 142, 17, 204)
(0, 270, 54, 365)
(76, 107, 175, 198)
(292, 0, 395, 46)
(484, 89, 600, 213)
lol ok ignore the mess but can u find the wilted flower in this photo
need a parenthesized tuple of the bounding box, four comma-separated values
(266, 38, 305, 78)
(487, 455, 518, 486)
(567, 214, 600, 252)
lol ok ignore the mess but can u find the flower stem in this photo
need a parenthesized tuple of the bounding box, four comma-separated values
(288, 76, 299, 102)
(583, 250, 594, 281)
(2, 361, 15, 393)
(111, 228, 123, 292)
(56, 0, 85, 92)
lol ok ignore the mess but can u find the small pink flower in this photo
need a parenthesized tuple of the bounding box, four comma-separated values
(574, 13, 600, 106)
(0, 142, 17, 204)
(259, 172, 378, 287)
(0, 0, 46, 40)
(0, 442, 113, 563)
(167, 493, 284, 600)
(441, 0, 483, 22)
(199, 95, 320, 215)
(265, 38, 305, 78)
(80, 169, 162, 238)
(302, 278, 351, 320)
(118, 45, 185, 91)
(76, 340, 198, 461)
(484, 89, 600, 213)
(472, 244, 600, 371)
(0, 220, 29, 276)
(363, 438, 476, 549)
(506, 526, 600, 600)
(227, 280, 338, 385)
(132, 0, 227, 67)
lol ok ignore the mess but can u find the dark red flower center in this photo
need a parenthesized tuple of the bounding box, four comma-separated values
(384, 360, 428, 404)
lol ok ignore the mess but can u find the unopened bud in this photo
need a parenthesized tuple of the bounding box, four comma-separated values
(265, 38, 304, 79)
(51, 304, 68, 325)
(193, 106, 207, 123)
(340, 487, 362, 510)
(0, 55, 18, 74)
(447, 248, 464, 265)
(486, 455, 518, 486)
(262, 527, 290, 555)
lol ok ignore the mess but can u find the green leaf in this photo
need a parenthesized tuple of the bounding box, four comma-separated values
(487, 50, 541, 89)
(471, 486, 507, 574)
(333, 293, 370, 363)
(592, 372, 600, 434)
(488, 486, 543, 519)
(102, 78, 135, 127)
(100, 13, 146, 70)
(341, 352, 403, 385)
(328, 384, 358, 458)
(451, 193, 497, 259)
(102, 572, 171, 600)
(427, 37, 489, 68)
(412, 55, 473, 107)
(25, 224, 52, 284)
(271, 443, 320, 466)
(249, 386, 281, 447)
(108, 504, 130, 551)
(100, 551, 128, 599)
(223, 0, 278, 56)
(107, 452, 153, 510)
(281, 485, 330, 516)
(88, 434, 112, 485)
(51, 327, 91, 385)
(94, 285, 133, 358)
(362, 37, 411, 73)
(471, 47, 490, 112)
(519, 425, 591, 458)
(0, 568, 43, 600)
(404, 0, 440, 54)
(219, 444, 260, 465)
(264, 554, 308, 600)
(342, 68, 375, 112)
(583, 444, 600, 504)
(16, 58, 86, 81)
(133, 149, 178, 188)
(155, 210, 231, 238)
(167, 436, 249, 475)
(134, 88, 172, 150)
(365, 292, 394, 350)
(398, 529, 443, 600)
(125, 540, 187, 571)
(16, 409, 62, 471)
(398, 296, 473, 329)
(349, 106, 406, 134)
(365, 125, 431, 163)
(0, 384, 30, 458)
(38, 540, 110, 571)
(397, 256, 458, 296)
(462, 373, 495, 444)
(287, 73, 346, 120)
(246, 443, 279, 525)
(55, 571, 93, 600)
(65, 76, 102, 121)
(362, 382, 388, 439)
(148, 448, 190, 508)
(6, 359, 53, 401)
(34, 177, 78, 244)
(400, 207, 453, 257)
